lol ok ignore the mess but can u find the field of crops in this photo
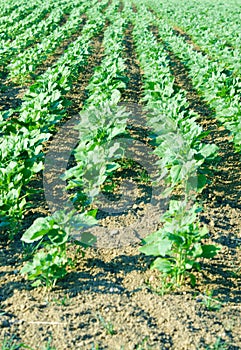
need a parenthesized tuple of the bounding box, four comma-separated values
(0, 0, 241, 349)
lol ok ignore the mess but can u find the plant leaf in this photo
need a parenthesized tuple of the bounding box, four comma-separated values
(201, 244, 220, 258)
(151, 258, 173, 273)
(21, 217, 52, 243)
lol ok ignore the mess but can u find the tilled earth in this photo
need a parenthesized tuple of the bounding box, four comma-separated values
(0, 228, 241, 350)
(1, 15, 241, 350)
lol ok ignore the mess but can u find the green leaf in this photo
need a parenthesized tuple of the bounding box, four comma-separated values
(139, 243, 160, 256)
(199, 144, 218, 158)
(21, 217, 52, 243)
(199, 225, 209, 238)
(110, 89, 121, 105)
(201, 244, 220, 258)
(31, 279, 42, 287)
(86, 209, 98, 218)
(70, 212, 97, 230)
(141, 230, 162, 245)
(106, 162, 120, 173)
(168, 233, 184, 245)
(189, 273, 196, 287)
(140, 235, 172, 257)
(48, 229, 68, 245)
(151, 258, 173, 273)
(76, 231, 97, 248)
(157, 239, 173, 256)
(170, 164, 182, 184)
(197, 174, 207, 191)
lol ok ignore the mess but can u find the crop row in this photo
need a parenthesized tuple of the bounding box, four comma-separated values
(127, 1, 219, 290)
(136, 0, 241, 153)
(20, 0, 133, 286)
(152, 0, 241, 52)
(0, 0, 107, 235)
(7, 3, 89, 83)
(0, 2, 68, 68)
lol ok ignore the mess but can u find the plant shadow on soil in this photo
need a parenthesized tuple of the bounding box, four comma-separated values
(0, 68, 30, 112)
(199, 261, 241, 304)
(59, 250, 154, 296)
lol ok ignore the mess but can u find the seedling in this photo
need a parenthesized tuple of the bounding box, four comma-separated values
(204, 337, 228, 350)
(200, 290, 223, 311)
(51, 295, 70, 307)
(20, 210, 97, 287)
(1, 336, 32, 350)
(42, 338, 56, 350)
(96, 313, 116, 335)
(135, 336, 152, 350)
(140, 201, 220, 291)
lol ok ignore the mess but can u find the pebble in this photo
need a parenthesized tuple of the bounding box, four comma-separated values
(110, 230, 119, 236)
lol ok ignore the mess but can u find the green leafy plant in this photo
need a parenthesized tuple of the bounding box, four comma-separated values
(63, 102, 129, 204)
(20, 210, 96, 287)
(140, 200, 220, 290)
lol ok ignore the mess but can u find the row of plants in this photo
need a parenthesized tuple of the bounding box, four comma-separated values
(141, 1, 241, 153)
(104, 0, 121, 18)
(7, 3, 91, 83)
(20, 2, 132, 287)
(0, 0, 40, 33)
(151, 0, 241, 52)
(0, 0, 58, 41)
(0, 0, 107, 236)
(0, 0, 74, 67)
(0, 0, 29, 17)
(151, 0, 241, 76)
(129, 2, 220, 291)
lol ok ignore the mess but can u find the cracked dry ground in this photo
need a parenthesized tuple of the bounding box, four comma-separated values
(1, 20, 241, 350)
